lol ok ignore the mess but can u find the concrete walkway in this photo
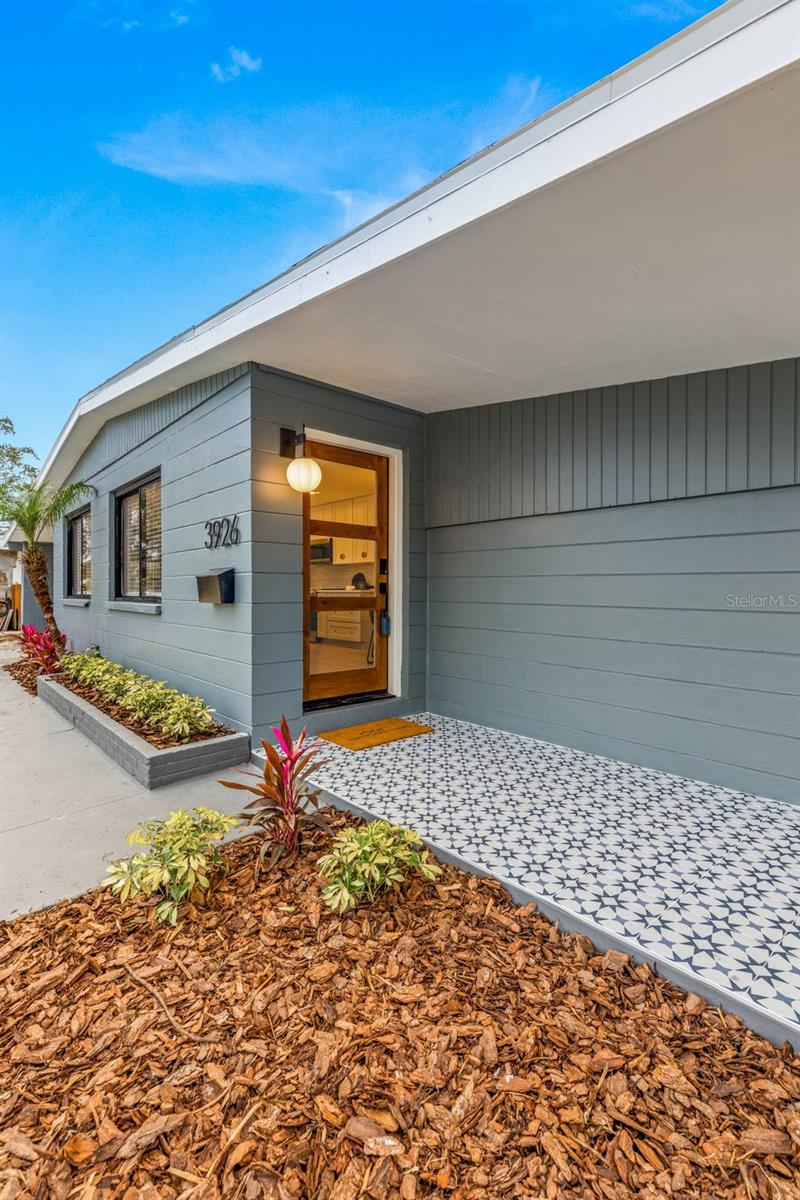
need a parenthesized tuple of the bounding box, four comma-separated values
(0, 643, 242, 920)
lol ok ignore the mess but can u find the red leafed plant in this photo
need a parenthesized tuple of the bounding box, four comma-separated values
(20, 624, 66, 675)
(220, 715, 329, 868)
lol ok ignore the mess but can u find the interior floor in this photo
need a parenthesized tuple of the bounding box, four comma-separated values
(308, 641, 373, 675)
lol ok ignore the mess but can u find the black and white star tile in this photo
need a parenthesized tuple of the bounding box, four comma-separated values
(314, 712, 800, 1029)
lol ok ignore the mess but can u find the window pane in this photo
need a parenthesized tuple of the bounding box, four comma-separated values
(120, 493, 140, 597)
(141, 479, 161, 598)
(69, 519, 81, 596)
(116, 479, 160, 599)
(80, 512, 92, 595)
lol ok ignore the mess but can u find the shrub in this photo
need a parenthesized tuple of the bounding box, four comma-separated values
(20, 624, 65, 674)
(102, 807, 237, 925)
(220, 715, 329, 868)
(60, 651, 213, 741)
(318, 820, 442, 913)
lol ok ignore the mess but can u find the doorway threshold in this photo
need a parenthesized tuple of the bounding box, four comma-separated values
(303, 690, 393, 714)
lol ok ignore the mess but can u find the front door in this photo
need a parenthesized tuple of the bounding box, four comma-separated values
(303, 441, 389, 706)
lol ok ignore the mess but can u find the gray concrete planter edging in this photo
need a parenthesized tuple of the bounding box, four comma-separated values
(37, 675, 250, 788)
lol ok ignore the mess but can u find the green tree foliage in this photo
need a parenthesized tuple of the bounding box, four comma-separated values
(0, 417, 38, 506)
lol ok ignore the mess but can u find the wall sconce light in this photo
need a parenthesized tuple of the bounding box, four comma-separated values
(280, 427, 322, 494)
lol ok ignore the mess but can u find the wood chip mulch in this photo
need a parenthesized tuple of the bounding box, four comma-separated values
(1, 817, 798, 1200)
(3, 658, 39, 695)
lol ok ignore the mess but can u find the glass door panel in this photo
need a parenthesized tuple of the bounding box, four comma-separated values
(303, 442, 389, 706)
(309, 608, 379, 675)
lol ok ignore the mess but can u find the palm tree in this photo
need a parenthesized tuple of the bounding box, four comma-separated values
(0, 481, 95, 644)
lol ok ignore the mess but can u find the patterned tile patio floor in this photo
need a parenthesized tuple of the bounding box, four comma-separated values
(312, 712, 800, 1048)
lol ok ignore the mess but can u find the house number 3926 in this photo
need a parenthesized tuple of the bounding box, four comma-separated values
(204, 514, 241, 548)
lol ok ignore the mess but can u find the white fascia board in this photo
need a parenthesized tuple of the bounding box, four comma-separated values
(38, 0, 798, 487)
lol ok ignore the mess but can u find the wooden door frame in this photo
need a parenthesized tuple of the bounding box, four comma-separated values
(303, 440, 390, 705)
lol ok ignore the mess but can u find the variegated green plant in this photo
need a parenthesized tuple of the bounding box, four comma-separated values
(318, 820, 442, 914)
(61, 650, 213, 741)
(102, 807, 237, 925)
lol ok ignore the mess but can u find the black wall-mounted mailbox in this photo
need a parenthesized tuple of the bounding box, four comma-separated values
(196, 567, 235, 604)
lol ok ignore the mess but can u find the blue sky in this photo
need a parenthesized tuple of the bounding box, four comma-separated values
(1, 0, 719, 463)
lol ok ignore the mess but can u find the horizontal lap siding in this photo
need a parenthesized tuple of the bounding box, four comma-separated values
(427, 359, 799, 527)
(425, 359, 800, 803)
(54, 371, 256, 731)
(251, 366, 427, 743)
(54, 363, 425, 740)
(427, 485, 800, 804)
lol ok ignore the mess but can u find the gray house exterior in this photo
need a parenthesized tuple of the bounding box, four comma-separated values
(16, 0, 800, 804)
(53, 365, 427, 745)
(48, 355, 799, 803)
(426, 362, 800, 802)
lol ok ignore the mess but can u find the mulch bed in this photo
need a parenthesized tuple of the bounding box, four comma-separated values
(3, 658, 39, 695)
(53, 674, 233, 749)
(1, 818, 798, 1200)
(3, 657, 231, 747)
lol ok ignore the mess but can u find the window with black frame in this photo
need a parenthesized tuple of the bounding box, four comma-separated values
(66, 508, 92, 598)
(116, 475, 161, 601)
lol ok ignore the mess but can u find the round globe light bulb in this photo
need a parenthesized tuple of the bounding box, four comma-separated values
(286, 456, 322, 493)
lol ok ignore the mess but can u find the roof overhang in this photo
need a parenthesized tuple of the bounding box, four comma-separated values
(0, 525, 52, 550)
(37, 0, 800, 489)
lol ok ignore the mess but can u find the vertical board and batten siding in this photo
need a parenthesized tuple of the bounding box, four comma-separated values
(426, 359, 800, 526)
(425, 358, 800, 804)
(54, 368, 256, 731)
(250, 366, 427, 744)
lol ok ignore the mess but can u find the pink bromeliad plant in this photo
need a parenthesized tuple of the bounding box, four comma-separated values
(220, 715, 329, 869)
(20, 624, 66, 675)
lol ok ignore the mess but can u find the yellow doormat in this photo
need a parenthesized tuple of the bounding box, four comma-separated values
(319, 717, 433, 751)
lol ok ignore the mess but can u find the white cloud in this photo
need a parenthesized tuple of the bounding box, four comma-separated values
(98, 73, 559, 235)
(99, 113, 303, 185)
(104, 15, 139, 31)
(73, 0, 196, 31)
(211, 46, 262, 83)
(626, 0, 699, 20)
